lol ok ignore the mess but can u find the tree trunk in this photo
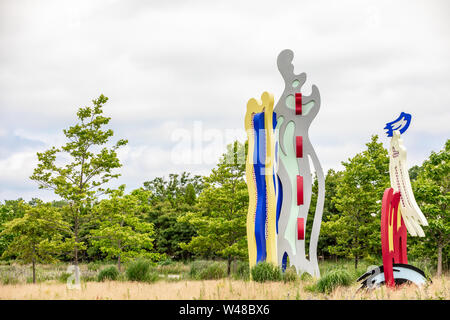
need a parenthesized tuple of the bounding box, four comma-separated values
(227, 256, 232, 276)
(74, 214, 79, 266)
(118, 230, 122, 272)
(437, 244, 443, 277)
(74, 243, 78, 266)
(354, 255, 358, 270)
(32, 245, 36, 284)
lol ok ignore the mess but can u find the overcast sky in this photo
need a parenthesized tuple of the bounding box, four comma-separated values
(1, 0, 449, 202)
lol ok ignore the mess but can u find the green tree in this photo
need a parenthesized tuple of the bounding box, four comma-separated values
(143, 172, 202, 260)
(0, 201, 69, 283)
(314, 169, 343, 260)
(0, 199, 27, 258)
(408, 165, 422, 181)
(322, 135, 390, 269)
(30, 94, 128, 266)
(90, 186, 159, 271)
(412, 139, 449, 276)
(179, 141, 248, 275)
(143, 172, 203, 204)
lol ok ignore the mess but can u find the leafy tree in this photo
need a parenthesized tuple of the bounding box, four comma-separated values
(179, 141, 248, 275)
(30, 94, 128, 266)
(143, 172, 203, 204)
(322, 135, 390, 269)
(315, 169, 343, 259)
(90, 186, 159, 271)
(412, 139, 449, 276)
(143, 172, 202, 260)
(0, 199, 27, 257)
(0, 201, 70, 283)
(408, 165, 422, 181)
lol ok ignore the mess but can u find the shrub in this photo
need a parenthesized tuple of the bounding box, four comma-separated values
(97, 266, 119, 282)
(283, 267, 299, 283)
(126, 259, 158, 283)
(157, 262, 189, 276)
(189, 260, 209, 278)
(58, 272, 71, 283)
(315, 269, 352, 294)
(189, 260, 227, 280)
(251, 262, 282, 282)
(1, 276, 19, 285)
(300, 272, 313, 281)
(201, 262, 226, 280)
(158, 258, 173, 266)
(233, 261, 250, 280)
(87, 261, 102, 272)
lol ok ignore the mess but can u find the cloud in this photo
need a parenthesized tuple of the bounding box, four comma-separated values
(0, 0, 449, 201)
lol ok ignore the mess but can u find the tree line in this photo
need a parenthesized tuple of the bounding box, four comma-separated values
(0, 95, 448, 283)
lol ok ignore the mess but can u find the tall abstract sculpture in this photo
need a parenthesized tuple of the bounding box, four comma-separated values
(245, 92, 278, 269)
(358, 113, 429, 289)
(274, 50, 324, 278)
(245, 50, 325, 278)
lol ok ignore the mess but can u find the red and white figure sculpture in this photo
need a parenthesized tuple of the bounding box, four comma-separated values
(358, 113, 430, 289)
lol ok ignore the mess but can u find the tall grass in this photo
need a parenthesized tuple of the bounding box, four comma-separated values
(189, 260, 227, 280)
(126, 259, 158, 283)
(310, 268, 353, 294)
(97, 266, 119, 282)
(251, 262, 282, 282)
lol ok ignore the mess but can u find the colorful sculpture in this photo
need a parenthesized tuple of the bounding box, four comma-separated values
(358, 113, 429, 289)
(274, 50, 324, 278)
(245, 92, 278, 270)
(245, 50, 325, 278)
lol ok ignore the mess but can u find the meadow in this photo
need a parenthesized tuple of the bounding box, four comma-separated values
(0, 259, 448, 300)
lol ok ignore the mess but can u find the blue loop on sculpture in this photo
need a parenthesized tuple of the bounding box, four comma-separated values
(253, 112, 267, 263)
(384, 112, 412, 137)
(281, 252, 288, 272)
(276, 175, 283, 234)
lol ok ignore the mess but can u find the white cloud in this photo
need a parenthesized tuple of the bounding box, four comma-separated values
(0, 0, 449, 201)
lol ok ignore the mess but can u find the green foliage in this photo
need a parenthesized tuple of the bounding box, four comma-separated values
(126, 259, 158, 282)
(0, 199, 26, 258)
(314, 268, 352, 294)
(144, 172, 201, 260)
(156, 261, 189, 276)
(189, 260, 227, 280)
(411, 139, 449, 275)
(97, 266, 119, 281)
(29, 94, 128, 265)
(300, 272, 312, 281)
(1, 275, 19, 285)
(158, 258, 173, 266)
(179, 141, 248, 275)
(232, 260, 250, 280)
(316, 169, 343, 258)
(250, 261, 282, 282)
(322, 135, 389, 268)
(58, 272, 71, 283)
(90, 186, 160, 271)
(282, 267, 299, 283)
(0, 200, 71, 283)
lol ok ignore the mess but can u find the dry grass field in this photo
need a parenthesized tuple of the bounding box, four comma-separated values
(0, 276, 448, 300)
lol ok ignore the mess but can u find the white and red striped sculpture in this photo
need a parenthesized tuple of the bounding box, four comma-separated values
(358, 114, 429, 289)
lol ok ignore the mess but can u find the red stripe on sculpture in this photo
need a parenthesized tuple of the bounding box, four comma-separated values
(296, 136, 303, 158)
(297, 175, 303, 205)
(295, 93, 302, 115)
(381, 188, 406, 288)
(297, 218, 304, 240)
